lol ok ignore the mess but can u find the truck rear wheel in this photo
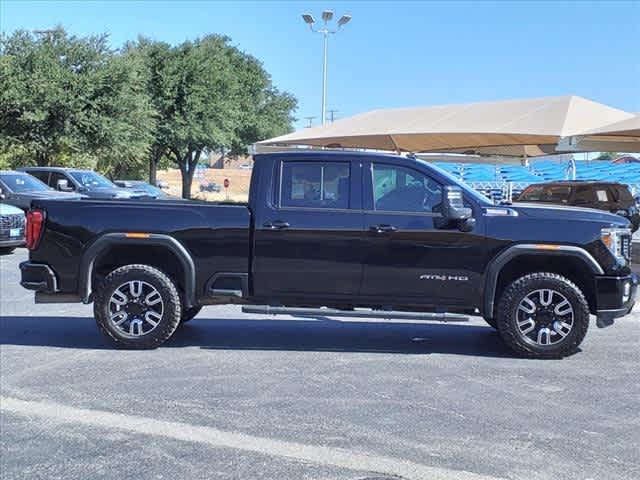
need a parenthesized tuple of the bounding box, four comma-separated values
(93, 264, 182, 349)
(496, 272, 589, 359)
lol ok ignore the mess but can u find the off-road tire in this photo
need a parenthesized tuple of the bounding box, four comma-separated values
(94, 264, 182, 349)
(496, 272, 590, 359)
(180, 306, 202, 324)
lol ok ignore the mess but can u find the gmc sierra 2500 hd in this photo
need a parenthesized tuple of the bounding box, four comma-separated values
(19, 151, 637, 358)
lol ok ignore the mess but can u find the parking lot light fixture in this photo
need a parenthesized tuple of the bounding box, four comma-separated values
(322, 10, 334, 23)
(337, 15, 351, 27)
(302, 10, 352, 125)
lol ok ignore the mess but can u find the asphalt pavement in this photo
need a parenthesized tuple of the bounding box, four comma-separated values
(1, 249, 639, 480)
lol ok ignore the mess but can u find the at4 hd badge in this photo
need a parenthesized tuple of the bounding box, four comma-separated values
(420, 273, 469, 282)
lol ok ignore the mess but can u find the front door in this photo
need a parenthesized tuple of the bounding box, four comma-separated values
(252, 158, 365, 302)
(359, 161, 484, 309)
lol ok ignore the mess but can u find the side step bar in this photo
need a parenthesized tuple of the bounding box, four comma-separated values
(241, 305, 468, 322)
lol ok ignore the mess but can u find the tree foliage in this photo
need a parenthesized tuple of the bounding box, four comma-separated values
(1, 28, 297, 198)
(0, 27, 155, 176)
(128, 35, 297, 197)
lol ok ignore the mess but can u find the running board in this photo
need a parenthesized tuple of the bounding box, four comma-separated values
(241, 306, 468, 322)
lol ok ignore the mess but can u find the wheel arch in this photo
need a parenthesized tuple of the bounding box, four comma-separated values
(483, 244, 603, 319)
(79, 233, 196, 308)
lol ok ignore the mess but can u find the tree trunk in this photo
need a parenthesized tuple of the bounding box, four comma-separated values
(149, 149, 162, 185)
(180, 163, 196, 199)
(37, 153, 48, 167)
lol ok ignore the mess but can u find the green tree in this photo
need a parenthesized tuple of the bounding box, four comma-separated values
(130, 35, 296, 198)
(0, 27, 155, 173)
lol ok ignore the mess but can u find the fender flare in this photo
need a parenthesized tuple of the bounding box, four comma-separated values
(79, 233, 196, 308)
(483, 244, 603, 319)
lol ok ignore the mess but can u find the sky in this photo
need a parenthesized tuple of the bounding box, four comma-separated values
(1, 0, 639, 130)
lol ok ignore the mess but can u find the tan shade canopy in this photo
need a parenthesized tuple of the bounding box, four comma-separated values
(584, 115, 640, 137)
(557, 115, 640, 153)
(260, 95, 635, 157)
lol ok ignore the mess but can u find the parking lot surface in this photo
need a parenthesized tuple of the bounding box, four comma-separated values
(1, 249, 639, 480)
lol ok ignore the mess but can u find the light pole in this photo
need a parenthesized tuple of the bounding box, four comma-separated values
(302, 11, 351, 125)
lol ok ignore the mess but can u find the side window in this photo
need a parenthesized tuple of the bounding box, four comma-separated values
(372, 164, 442, 213)
(49, 172, 74, 190)
(29, 171, 50, 184)
(573, 186, 594, 204)
(280, 161, 350, 209)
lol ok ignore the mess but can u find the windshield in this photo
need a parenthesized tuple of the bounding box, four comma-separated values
(70, 171, 115, 189)
(420, 160, 493, 206)
(519, 185, 572, 203)
(0, 173, 50, 192)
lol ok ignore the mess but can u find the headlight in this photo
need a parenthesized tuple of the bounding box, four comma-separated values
(601, 227, 632, 263)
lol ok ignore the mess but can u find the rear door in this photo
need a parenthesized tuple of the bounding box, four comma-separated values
(252, 157, 365, 300)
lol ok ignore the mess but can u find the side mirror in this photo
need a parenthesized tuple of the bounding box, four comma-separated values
(442, 186, 472, 220)
(437, 186, 475, 232)
(57, 179, 73, 192)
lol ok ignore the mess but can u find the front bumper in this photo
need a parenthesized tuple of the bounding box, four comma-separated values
(19, 261, 58, 292)
(595, 272, 638, 327)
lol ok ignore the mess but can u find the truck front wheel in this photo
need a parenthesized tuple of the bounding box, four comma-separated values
(93, 264, 182, 349)
(496, 272, 589, 359)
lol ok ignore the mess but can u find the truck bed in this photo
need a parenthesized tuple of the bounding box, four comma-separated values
(29, 198, 251, 299)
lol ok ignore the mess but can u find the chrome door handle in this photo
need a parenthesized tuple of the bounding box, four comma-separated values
(369, 224, 397, 233)
(264, 220, 290, 230)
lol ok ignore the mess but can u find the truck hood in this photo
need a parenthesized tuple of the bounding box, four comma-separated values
(510, 202, 630, 228)
(85, 187, 144, 199)
(19, 190, 83, 200)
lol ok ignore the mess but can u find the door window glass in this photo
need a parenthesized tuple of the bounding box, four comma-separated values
(573, 186, 594, 204)
(49, 172, 74, 190)
(280, 162, 350, 209)
(372, 164, 442, 213)
(29, 171, 50, 184)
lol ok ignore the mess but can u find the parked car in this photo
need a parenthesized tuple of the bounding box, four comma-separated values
(0, 170, 82, 211)
(19, 151, 637, 358)
(19, 167, 145, 200)
(114, 180, 172, 199)
(239, 163, 253, 170)
(199, 181, 221, 193)
(0, 203, 25, 254)
(518, 181, 640, 232)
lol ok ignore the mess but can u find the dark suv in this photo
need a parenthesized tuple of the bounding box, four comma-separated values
(518, 181, 640, 232)
(19, 167, 145, 200)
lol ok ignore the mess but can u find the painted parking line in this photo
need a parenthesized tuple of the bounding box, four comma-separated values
(1, 396, 503, 480)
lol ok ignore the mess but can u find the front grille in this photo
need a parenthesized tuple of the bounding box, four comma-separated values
(0, 213, 25, 230)
(0, 213, 25, 240)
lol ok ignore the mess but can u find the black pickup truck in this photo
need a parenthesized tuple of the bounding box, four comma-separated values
(20, 151, 637, 358)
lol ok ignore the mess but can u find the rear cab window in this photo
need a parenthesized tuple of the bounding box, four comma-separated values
(279, 161, 350, 209)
